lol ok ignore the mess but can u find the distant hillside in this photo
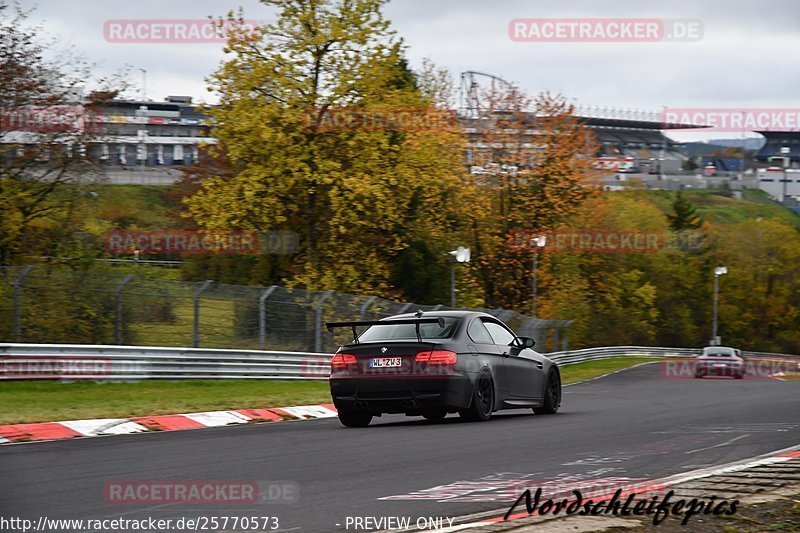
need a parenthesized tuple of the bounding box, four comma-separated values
(681, 138, 765, 157)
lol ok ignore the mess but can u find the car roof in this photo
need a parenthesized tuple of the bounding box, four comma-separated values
(382, 310, 493, 321)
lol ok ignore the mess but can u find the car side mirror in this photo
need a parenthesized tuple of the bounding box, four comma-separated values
(513, 336, 536, 349)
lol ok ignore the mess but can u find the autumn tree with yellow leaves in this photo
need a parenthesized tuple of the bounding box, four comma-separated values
(185, 0, 481, 298)
(467, 84, 602, 310)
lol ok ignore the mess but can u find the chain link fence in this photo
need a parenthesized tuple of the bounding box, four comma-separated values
(0, 266, 571, 353)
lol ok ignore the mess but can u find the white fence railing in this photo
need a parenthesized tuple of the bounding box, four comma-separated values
(0, 343, 793, 381)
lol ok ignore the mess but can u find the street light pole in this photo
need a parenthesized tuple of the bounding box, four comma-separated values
(531, 251, 538, 317)
(448, 246, 471, 308)
(711, 266, 727, 345)
(530, 235, 547, 317)
(712, 274, 719, 340)
(450, 257, 456, 308)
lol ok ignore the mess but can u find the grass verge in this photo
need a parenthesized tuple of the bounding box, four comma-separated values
(0, 357, 658, 425)
(0, 380, 331, 425)
(560, 356, 658, 385)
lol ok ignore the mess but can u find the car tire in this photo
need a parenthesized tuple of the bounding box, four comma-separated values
(422, 410, 447, 421)
(337, 409, 372, 427)
(533, 369, 561, 415)
(459, 373, 494, 422)
(734, 373, 744, 379)
(694, 372, 704, 379)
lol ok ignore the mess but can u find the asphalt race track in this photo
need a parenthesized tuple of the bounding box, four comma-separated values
(2, 363, 798, 532)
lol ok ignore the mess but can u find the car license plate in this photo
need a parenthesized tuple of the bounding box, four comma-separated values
(370, 357, 402, 368)
(714, 363, 727, 368)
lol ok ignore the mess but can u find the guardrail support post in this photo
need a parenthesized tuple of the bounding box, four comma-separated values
(114, 275, 134, 345)
(259, 285, 278, 350)
(12, 266, 34, 342)
(193, 280, 213, 348)
(314, 290, 334, 353)
(359, 296, 378, 320)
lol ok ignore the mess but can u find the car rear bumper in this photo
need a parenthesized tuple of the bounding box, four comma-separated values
(330, 376, 473, 414)
(696, 364, 744, 376)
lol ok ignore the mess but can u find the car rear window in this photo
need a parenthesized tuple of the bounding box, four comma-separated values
(702, 347, 736, 357)
(358, 317, 460, 342)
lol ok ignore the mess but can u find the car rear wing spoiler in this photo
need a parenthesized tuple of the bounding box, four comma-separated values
(325, 317, 445, 344)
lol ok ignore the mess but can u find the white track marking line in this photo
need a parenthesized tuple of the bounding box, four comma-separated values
(685, 433, 751, 454)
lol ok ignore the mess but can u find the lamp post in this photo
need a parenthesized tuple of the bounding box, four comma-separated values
(659, 105, 667, 180)
(136, 105, 149, 183)
(531, 235, 547, 317)
(711, 266, 727, 345)
(449, 246, 471, 308)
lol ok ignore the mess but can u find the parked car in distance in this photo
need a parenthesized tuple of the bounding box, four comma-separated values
(695, 346, 745, 379)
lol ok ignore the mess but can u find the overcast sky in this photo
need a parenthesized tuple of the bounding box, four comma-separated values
(21, 0, 800, 140)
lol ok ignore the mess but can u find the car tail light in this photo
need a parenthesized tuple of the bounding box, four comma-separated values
(331, 353, 357, 368)
(415, 350, 457, 365)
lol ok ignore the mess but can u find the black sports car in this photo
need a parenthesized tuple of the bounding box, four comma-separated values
(326, 310, 561, 427)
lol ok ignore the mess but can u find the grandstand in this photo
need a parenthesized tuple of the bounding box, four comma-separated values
(581, 113, 688, 174)
(89, 96, 212, 168)
(463, 108, 694, 176)
(755, 131, 800, 166)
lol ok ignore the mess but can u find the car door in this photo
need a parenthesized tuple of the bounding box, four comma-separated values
(466, 317, 509, 396)
(482, 319, 545, 399)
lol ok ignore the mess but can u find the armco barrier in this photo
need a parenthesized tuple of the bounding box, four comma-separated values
(0, 343, 332, 381)
(0, 344, 793, 381)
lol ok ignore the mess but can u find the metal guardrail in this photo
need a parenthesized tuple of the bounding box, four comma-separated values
(0, 343, 793, 381)
(545, 346, 701, 366)
(0, 343, 333, 381)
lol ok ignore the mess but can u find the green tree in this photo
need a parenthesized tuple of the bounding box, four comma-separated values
(185, 0, 477, 296)
(470, 87, 601, 310)
(709, 218, 800, 352)
(668, 192, 703, 231)
(0, 3, 120, 265)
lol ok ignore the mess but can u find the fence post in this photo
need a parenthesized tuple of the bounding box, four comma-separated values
(114, 275, 134, 345)
(359, 295, 377, 320)
(314, 290, 334, 353)
(193, 280, 213, 348)
(12, 266, 34, 342)
(258, 285, 278, 350)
